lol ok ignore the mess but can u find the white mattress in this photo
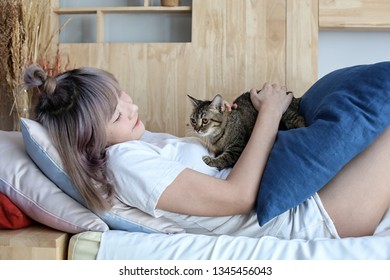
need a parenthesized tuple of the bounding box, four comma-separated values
(68, 207, 390, 260)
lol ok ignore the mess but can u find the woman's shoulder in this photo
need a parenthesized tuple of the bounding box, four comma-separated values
(140, 130, 178, 142)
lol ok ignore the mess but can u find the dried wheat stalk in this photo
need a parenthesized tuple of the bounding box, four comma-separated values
(0, 0, 70, 128)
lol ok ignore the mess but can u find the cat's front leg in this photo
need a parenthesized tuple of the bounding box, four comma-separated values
(202, 155, 231, 170)
(202, 146, 242, 170)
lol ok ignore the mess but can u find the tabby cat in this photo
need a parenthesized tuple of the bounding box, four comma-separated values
(188, 90, 305, 169)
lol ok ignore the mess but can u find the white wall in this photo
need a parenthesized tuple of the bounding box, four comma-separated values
(318, 31, 390, 78)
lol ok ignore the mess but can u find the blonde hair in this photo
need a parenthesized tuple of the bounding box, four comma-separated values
(23, 64, 121, 212)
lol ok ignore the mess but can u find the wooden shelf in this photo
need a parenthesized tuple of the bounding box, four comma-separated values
(54, 1, 192, 43)
(54, 6, 192, 15)
(319, 0, 390, 30)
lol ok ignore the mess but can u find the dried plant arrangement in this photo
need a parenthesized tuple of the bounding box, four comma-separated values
(0, 0, 70, 130)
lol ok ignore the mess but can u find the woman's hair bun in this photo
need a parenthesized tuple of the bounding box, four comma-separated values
(42, 76, 57, 96)
(24, 64, 67, 116)
(23, 64, 57, 95)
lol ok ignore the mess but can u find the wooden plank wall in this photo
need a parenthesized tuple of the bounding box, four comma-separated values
(1, 0, 389, 133)
(59, 0, 290, 136)
(286, 0, 318, 98)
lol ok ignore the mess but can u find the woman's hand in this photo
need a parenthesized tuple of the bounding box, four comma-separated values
(250, 83, 292, 118)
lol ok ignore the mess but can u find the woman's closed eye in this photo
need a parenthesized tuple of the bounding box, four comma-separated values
(114, 112, 122, 122)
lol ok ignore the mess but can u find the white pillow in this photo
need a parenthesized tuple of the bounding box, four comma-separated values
(20, 118, 184, 234)
(0, 130, 108, 233)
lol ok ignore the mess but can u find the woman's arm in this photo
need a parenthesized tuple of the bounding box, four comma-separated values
(157, 84, 292, 216)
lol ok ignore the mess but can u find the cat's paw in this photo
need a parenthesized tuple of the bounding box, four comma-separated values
(202, 155, 213, 165)
(202, 156, 226, 170)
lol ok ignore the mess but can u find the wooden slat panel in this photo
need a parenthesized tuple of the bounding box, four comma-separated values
(59, 0, 287, 136)
(3, 0, 390, 131)
(319, 0, 390, 29)
(54, 6, 192, 14)
(286, 0, 319, 96)
(185, 0, 286, 134)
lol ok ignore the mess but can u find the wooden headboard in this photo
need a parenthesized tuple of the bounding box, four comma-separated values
(1, 0, 389, 134)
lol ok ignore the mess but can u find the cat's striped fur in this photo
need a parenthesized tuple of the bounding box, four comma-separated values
(188, 91, 305, 169)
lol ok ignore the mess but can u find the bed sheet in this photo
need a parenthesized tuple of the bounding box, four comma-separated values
(69, 207, 390, 260)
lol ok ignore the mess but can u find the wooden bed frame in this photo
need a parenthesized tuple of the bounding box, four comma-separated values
(0, 225, 69, 260)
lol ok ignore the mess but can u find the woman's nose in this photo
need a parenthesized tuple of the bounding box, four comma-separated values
(132, 103, 139, 112)
(128, 103, 138, 117)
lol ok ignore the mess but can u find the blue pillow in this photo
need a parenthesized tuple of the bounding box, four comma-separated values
(257, 62, 390, 226)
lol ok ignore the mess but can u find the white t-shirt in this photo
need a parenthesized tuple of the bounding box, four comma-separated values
(107, 131, 338, 239)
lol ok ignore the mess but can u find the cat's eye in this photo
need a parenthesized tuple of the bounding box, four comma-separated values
(202, 118, 208, 125)
(190, 118, 196, 125)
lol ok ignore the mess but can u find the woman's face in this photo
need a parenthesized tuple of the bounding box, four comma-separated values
(106, 92, 145, 146)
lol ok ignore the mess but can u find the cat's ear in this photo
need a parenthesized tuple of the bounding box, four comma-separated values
(187, 94, 202, 108)
(210, 94, 225, 112)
